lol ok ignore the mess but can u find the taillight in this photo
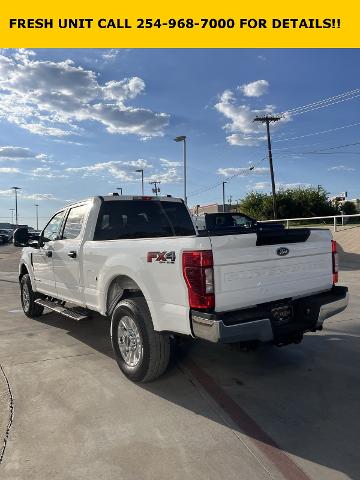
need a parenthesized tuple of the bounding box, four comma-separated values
(182, 250, 215, 310)
(332, 240, 339, 284)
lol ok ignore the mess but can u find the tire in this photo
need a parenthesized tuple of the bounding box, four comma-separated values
(20, 274, 44, 318)
(111, 297, 171, 383)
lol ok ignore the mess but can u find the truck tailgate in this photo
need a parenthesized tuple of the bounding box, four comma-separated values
(210, 229, 333, 312)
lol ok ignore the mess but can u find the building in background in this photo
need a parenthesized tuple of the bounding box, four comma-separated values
(189, 203, 234, 215)
(330, 192, 360, 213)
(330, 192, 348, 207)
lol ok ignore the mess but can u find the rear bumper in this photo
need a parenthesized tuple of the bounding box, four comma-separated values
(191, 286, 348, 344)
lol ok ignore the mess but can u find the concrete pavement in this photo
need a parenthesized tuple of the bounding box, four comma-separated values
(0, 241, 359, 480)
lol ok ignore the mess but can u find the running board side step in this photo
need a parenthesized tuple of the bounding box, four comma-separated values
(35, 298, 88, 321)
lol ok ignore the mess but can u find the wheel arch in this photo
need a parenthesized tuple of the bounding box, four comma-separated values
(106, 274, 146, 317)
(19, 263, 29, 281)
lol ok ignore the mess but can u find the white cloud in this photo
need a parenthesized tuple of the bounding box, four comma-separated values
(250, 181, 310, 191)
(0, 167, 20, 173)
(0, 146, 51, 166)
(102, 77, 145, 102)
(217, 167, 268, 177)
(102, 49, 119, 61)
(252, 181, 271, 190)
(239, 80, 269, 98)
(0, 50, 170, 139)
(0, 188, 60, 201)
(22, 193, 59, 201)
(160, 158, 182, 168)
(215, 89, 274, 146)
(277, 182, 311, 189)
(328, 165, 355, 172)
(66, 159, 153, 182)
(29, 167, 68, 178)
(66, 157, 182, 184)
(215, 84, 288, 146)
(226, 134, 266, 146)
(146, 168, 182, 184)
(0, 146, 34, 160)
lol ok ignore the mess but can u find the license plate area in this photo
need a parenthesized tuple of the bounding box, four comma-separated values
(271, 304, 293, 325)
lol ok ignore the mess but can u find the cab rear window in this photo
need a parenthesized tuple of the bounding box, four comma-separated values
(94, 200, 195, 240)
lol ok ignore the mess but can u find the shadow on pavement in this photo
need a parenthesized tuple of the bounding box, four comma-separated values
(338, 244, 360, 272)
(32, 309, 360, 480)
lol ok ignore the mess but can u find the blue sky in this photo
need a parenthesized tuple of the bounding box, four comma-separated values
(0, 48, 359, 227)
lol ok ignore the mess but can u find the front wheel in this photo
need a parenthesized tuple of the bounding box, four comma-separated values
(20, 274, 44, 318)
(110, 297, 171, 383)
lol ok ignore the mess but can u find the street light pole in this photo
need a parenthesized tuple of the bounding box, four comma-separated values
(174, 135, 187, 204)
(117, 187, 123, 195)
(222, 181, 227, 212)
(253, 116, 280, 219)
(11, 187, 21, 226)
(35, 204, 39, 230)
(9, 208, 14, 225)
(136, 169, 144, 195)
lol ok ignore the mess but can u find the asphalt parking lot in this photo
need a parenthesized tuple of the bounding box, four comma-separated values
(0, 243, 359, 480)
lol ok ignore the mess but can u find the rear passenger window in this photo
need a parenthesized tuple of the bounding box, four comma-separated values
(94, 200, 195, 240)
(62, 205, 87, 240)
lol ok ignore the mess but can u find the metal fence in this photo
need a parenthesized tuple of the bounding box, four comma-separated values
(261, 213, 360, 232)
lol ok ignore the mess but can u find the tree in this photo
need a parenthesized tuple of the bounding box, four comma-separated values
(341, 201, 357, 215)
(238, 186, 338, 220)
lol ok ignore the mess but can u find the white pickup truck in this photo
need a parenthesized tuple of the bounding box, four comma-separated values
(15, 195, 348, 382)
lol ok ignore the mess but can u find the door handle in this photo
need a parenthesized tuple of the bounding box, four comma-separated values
(45, 250, 52, 258)
(68, 251, 77, 259)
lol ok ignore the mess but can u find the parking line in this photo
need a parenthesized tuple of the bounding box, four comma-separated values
(184, 359, 312, 480)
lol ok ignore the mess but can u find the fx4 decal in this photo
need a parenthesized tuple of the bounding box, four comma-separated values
(147, 251, 176, 264)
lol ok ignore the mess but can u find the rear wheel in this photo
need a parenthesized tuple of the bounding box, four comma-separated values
(111, 297, 171, 383)
(20, 274, 44, 318)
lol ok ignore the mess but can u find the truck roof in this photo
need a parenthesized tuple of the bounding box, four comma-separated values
(59, 194, 184, 211)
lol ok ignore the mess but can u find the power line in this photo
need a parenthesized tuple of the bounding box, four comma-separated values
(283, 88, 360, 113)
(188, 156, 267, 198)
(277, 88, 360, 117)
(273, 121, 360, 143)
(287, 94, 360, 117)
(296, 141, 360, 155)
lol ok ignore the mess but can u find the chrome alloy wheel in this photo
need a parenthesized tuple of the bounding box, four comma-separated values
(117, 315, 143, 367)
(22, 283, 30, 312)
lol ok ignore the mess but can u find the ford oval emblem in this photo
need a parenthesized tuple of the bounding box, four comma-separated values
(277, 247, 289, 256)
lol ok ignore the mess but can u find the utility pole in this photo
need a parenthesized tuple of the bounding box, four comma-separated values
(174, 136, 187, 204)
(35, 204, 39, 230)
(9, 208, 14, 225)
(11, 187, 21, 226)
(136, 169, 144, 195)
(228, 195, 233, 209)
(222, 181, 227, 212)
(253, 116, 280, 219)
(149, 181, 161, 196)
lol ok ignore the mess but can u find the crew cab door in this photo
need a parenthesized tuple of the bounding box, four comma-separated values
(52, 203, 88, 305)
(32, 210, 65, 296)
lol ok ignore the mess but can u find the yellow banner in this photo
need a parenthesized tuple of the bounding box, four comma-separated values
(0, 0, 357, 48)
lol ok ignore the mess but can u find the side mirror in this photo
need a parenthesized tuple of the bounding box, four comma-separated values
(28, 239, 40, 249)
(13, 227, 29, 247)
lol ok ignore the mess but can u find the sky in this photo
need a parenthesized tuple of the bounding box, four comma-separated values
(0, 48, 359, 228)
